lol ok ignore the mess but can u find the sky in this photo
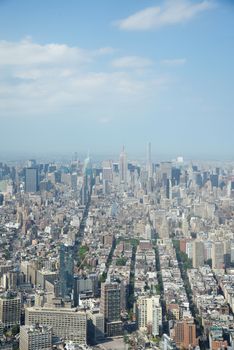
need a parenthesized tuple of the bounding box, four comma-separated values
(0, 0, 234, 159)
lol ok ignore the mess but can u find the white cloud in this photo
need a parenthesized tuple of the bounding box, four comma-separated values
(161, 58, 187, 66)
(112, 56, 153, 69)
(0, 38, 91, 66)
(0, 38, 117, 67)
(0, 38, 168, 118)
(115, 0, 215, 31)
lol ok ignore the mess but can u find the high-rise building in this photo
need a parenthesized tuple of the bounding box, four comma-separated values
(119, 147, 127, 187)
(100, 280, 122, 337)
(231, 241, 234, 265)
(136, 295, 162, 336)
(25, 168, 39, 193)
(73, 275, 93, 306)
(59, 243, 74, 298)
(160, 162, 172, 180)
(87, 310, 105, 344)
(171, 168, 181, 186)
(102, 160, 113, 182)
(192, 240, 204, 268)
(212, 241, 224, 269)
(147, 142, 152, 178)
(0, 293, 21, 328)
(70, 172, 78, 191)
(173, 319, 197, 349)
(0, 194, 4, 206)
(25, 307, 87, 344)
(20, 325, 52, 350)
(166, 179, 172, 200)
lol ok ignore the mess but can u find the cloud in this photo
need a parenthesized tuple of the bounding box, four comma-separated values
(0, 38, 91, 66)
(0, 38, 116, 67)
(0, 38, 168, 118)
(115, 0, 215, 31)
(161, 58, 187, 66)
(111, 56, 153, 69)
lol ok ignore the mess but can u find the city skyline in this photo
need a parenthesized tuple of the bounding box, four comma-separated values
(0, 0, 234, 157)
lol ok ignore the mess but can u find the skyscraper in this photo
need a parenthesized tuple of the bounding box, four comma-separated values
(166, 178, 172, 200)
(102, 160, 113, 182)
(100, 280, 122, 337)
(147, 142, 152, 178)
(212, 241, 224, 269)
(25, 168, 39, 193)
(119, 146, 127, 187)
(136, 295, 162, 336)
(192, 240, 205, 268)
(59, 243, 74, 298)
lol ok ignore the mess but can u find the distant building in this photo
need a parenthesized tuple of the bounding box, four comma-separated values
(20, 324, 52, 350)
(166, 179, 172, 200)
(119, 147, 127, 187)
(0, 193, 3, 206)
(71, 173, 78, 191)
(192, 240, 204, 268)
(25, 168, 39, 193)
(147, 142, 152, 179)
(212, 241, 224, 269)
(102, 161, 113, 182)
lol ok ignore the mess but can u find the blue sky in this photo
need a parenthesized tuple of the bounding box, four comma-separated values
(0, 0, 234, 159)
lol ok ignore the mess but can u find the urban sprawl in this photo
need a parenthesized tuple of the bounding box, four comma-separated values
(0, 145, 234, 350)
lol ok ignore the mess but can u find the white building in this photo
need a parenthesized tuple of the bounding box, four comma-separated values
(136, 295, 162, 336)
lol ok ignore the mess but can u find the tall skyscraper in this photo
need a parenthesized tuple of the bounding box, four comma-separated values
(147, 142, 152, 178)
(71, 172, 78, 191)
(166, 178, 172, 200)
(119, 146, 127, 187)
(25, 168, 39, 193)
(59, 243, 74, 298)
(192, 240, 205, 268)
(100, 280, 122, 337)
(212, 241, 224, 269)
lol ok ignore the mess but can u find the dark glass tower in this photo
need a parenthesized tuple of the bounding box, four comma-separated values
(25, 168, 39, 193)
